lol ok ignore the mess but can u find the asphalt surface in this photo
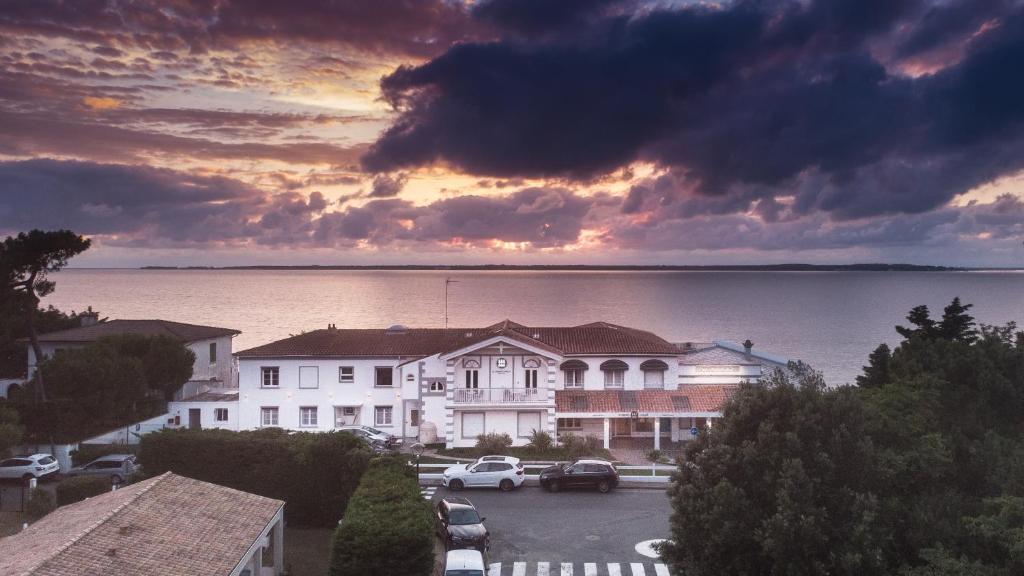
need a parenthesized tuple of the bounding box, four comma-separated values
(427, 484, 672, 565)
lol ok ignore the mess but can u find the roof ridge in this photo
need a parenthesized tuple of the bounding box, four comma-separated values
(26, 472, 175, 575)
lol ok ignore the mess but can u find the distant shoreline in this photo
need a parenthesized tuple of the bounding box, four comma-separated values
(130, 263, 1007, 272)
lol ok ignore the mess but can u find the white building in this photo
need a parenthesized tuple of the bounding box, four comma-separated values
(187, 320, 789, 449)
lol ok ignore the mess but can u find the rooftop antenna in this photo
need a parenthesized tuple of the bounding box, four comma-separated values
(445, 277, 460, 329)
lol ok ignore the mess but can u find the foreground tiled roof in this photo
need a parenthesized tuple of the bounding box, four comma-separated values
(34, 320, 240, 343)
(555, 386, 738, 414)
(0, 473, 283, 576)
(236, 320, 680, 358)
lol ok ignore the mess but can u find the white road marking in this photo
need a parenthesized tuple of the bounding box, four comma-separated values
(630, 563, 646, 576)
(560, 562, 573, 576)
(537, 562, 550, 576)
(654, 564, 670, 576)
(513, 562, 527, 576)
(489, 562, 502, 576)
(584, 563, 597, 576)
(607, 564, 622, 576)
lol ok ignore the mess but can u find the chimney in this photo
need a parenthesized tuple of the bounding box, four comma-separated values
(743, 339, 754, 357)
(80, 307, 99, 327)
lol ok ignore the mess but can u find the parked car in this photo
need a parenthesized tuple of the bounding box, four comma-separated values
(65, 454, 136, 484)
(436, 496, 489, 553)
(539, 459, 619, 493)
(0, 454, 60, 481)
(444, 549, 486, 576)
(443, 456, 524, 491)
(337, 425, 402, 448)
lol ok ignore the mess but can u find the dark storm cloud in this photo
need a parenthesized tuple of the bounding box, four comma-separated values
(364, 0, 1024, 222)
(369, 173, 409, 198)
(472, 0, 635, 36)
(0, 159, 596, 250)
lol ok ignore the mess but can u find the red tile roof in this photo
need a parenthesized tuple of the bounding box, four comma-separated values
(34, 320, 240, 343)
(555, 386, 738, 414)
(0, 472, 282, 576)
(235, 320, 681, 358)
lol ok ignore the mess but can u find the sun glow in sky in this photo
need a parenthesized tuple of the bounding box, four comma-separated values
(0, 0, 1022, 267)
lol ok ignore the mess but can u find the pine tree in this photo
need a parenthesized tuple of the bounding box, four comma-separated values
(938, 297, 978, 343)
(896, 305, 938, 340)
(856, 343, 891, 388)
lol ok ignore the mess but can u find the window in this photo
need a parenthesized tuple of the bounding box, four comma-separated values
(429, 380, 445, 392)
(215, 408, 229, 422)
(339, 366, 354, 383)
(260, 407, 279, 427)
(634, 418, 654, 432)
(300, 406, 318, 427)
(525, 369, 539, 389)
(643, 369, 664, 389)
(558, 418, 582, 430)
(462, 412, 484, 438)
(410, 409, 420, 427)
(299, 366, 319, 389)
(465, 370, 479, 389)
(375, 406, 393, 426)
(517, 412, 542, 438)
(261, 367, 279, 388)
(209, 342, 217, 363)
(564, 369, 584, 388)
(375, 367, 393, 387)
(604, 370, 625, 388)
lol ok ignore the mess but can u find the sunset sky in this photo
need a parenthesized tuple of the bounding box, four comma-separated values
(1, 0, 1022, 267)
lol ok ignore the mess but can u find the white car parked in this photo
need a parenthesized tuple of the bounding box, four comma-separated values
(443, 455, 524, 492)
(444, 549, 486, 576)
(0, 454, 60, 481)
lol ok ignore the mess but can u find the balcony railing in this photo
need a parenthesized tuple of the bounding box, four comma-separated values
(452, 387, 546, 404)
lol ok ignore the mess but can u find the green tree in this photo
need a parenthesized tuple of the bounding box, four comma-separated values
(102, 334, 196, 400)
(896, 305, 939, 340)
(1, 230, 91, 402)
(857, 343, 892, 388)
(938, 296, 978, 343)
(0, 304, 95, 379)
(0, 401, 24, 458)
(661, 364, 888, 576)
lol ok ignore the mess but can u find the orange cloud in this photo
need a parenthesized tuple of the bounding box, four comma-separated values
(82, 96, 121, 110)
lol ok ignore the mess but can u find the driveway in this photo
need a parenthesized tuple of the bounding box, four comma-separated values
(425, 485, 673, 574)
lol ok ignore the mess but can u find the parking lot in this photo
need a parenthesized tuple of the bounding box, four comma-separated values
(426, 484, 672, 573)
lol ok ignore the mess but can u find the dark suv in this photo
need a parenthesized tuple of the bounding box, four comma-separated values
(436, 497, 489, 554)
(539, 459, 619, 493)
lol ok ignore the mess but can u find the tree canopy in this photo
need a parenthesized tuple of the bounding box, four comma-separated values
(664, 298, 1024, 575)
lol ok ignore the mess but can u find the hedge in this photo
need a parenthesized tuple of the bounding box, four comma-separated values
(137, 428, 371, 527)
(70, 443, 138, 467)
(57, 476, 111, 506)
(329, 457, 435, 576)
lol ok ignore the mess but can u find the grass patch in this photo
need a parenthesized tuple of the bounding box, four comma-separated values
(284, 527, 333, 576)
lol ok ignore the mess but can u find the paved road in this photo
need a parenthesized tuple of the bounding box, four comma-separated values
(424, 485, 672, 567)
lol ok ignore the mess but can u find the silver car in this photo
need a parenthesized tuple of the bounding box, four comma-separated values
(66, 454, 137, 484)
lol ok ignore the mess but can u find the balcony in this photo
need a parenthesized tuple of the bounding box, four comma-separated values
(452, 387, 547, 404)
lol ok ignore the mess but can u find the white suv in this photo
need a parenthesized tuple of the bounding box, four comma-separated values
(443, 455, 524, 492)
(0, 454, 60, 481)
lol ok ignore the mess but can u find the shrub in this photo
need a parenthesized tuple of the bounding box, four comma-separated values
(527, 429, 553, 451)
(475, 432, 513, 455)
(26, 489, 55, 520)
(70, 443, 137, 467)
(329, 459, 434, 576)
(646, 449, 663, 463)
(57, 475, 111, 506)
(138, 428, 372, 527)
(561, 434, 603, 459)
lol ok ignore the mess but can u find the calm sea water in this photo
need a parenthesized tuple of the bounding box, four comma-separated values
(41, 269, 1024, 385)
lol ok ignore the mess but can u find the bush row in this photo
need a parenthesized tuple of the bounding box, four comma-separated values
(137, 428, 371, 527)
(57, 476, 111, 506)
(329, 457, 435, 576)
(438, 431, 613, 462)
(70, 443, 138, 467)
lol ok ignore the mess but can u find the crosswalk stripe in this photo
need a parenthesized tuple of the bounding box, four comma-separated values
(584, 563, 597, 576)
(607, 564, 622, 576)
(537, 562, 550, 576)
(560, 562, 573, 576)
(630, 563, 646, 576)
(489, 562, 501, 576)
(513, 562, 527, 576)
(654, 564, 670, 576)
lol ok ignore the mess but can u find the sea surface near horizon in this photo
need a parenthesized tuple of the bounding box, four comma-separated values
(42, 269, 1024, 385)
